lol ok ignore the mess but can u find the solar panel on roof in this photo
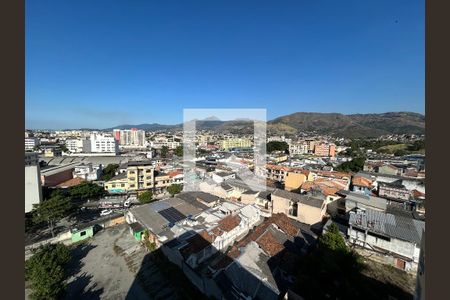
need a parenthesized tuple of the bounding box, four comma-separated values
(159, 207, 186, 223)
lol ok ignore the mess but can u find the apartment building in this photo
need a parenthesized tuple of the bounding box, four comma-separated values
(65, 138, 91, 153)
(127, 161, 154, 191)
(114, 128, 146, 147)
(90, 134, 119, 155)
(25, 137, 40, 151)
(25, 152, 43, 213)
(271, 189, 326, 226)
(220, 138, 252, 151)
(314, 143, 336, 157)
(289, 142, 309, 155)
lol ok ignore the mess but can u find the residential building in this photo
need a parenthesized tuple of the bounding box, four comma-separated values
(271, 189, 326, 226)
(125, 192, 213, 246)
(414, 230, 425, 300)
(378, 180, 411, 202)
(289, 142, 309, 156)
(126, 160, 154, 191)
(43, 147, 62, 157)
(266, 164, 290, 182)
(104, 172, 128, 193)
(212, 171, 236, 184)
(378, 164, 402, 176)
(115, 128, 146, 147)
(284, 170, 309, 191)
(65, 138, 91, 153)
(220, 138, 252, 151)
(73, 163, 102, 181)
(351, 174, 374, 196)
(90, 133, 119, 155)
(25, 153, 42, 213)
(341, 191, 388, 213)
(314, 143, 336, 157)
(348, 207, 425, 272)
(25, 137, 39, 151)
(163, 213, 316, 300)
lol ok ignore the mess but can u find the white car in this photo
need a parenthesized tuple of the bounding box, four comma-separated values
(100, 209, 113, 217)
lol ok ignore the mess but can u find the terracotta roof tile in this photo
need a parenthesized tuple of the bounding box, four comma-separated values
(218, 215, 241, 232)
(256, 231, 284, 256)
(352, 176, 373, 188)
(56, 177, 85, 188)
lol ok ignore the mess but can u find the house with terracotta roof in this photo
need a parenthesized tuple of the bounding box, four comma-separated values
(162, 213, 317, 300)
(351, 174, 375, 195)
(160, 201, 261, 268)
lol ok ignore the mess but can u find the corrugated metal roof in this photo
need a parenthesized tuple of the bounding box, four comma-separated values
(349, 208, 425, 244)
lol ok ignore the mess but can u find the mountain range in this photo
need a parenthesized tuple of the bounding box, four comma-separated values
(105, 112, 425, 138)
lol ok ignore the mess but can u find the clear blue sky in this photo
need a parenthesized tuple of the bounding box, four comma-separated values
(26, 0, 424, 129)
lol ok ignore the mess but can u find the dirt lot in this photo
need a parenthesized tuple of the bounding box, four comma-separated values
(63, 224, 149, 299)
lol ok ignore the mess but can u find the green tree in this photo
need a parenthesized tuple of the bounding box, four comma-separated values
(59, 144, 69, 153)
(32, 194, 74, 238)
(100, 164, 119, 181)
(138, 190, 154, 204)
(167, 184, 183, 197)
(69, 182, 105, 201)
(174, 145, 183, 157)
(336, 156, 365, 173)
(25, 243, 71, 300)
(160, 146, 169, 158)
(293, 222, 363, 299)
(266, 141, 289, 153)
(394, 149, 407, 157)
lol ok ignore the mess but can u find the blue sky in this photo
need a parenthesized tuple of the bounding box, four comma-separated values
(26, 0, 424, 129)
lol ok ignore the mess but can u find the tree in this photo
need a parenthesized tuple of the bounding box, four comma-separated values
(100, 164, 119, 181)
(69, 182, 105, 201)
(266, 141, 289, 153)
(25, 243, 71, 300)
(293, 222, 364, 299)
(174, 145, 183, 157)
(59, 144, 69, 153)
(32, 194, 74, 238)
(336, 156, 365, 173)
(138, 190, 154, 204)
(160, 146, 169, 158)
(167, 184, 183, 197)
(394, 149, 407, 157)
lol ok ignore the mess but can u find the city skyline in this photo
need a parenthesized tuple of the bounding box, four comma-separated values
(26, 0, 424, 129)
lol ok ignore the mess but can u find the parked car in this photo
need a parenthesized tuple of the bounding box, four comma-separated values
(100, 209, 112, 217)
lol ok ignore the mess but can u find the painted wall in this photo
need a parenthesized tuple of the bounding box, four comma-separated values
(71, 226, 94, 243)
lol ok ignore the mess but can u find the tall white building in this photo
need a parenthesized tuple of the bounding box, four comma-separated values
(25, 152, 43, 213)
(90, 134, 119, 155)
(25, 137, 40, 151)
(114, 128, 146, 147)
(65, 138, 91, 153)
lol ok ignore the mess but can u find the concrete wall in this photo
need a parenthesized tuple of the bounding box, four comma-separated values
(41, 168, 74, 187)
(25, 165, 43, 213)
(284, 173, 306, 191)
(272, 194, 325, 225)
(348, 227, 420, 267)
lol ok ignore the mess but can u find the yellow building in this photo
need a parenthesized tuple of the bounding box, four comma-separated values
(105, 160, 154, 193)
(104, 172, 128, 193)
(284, 169, 315, 191)
(220, 138, 252, 151)
(127, 161, 154, 191)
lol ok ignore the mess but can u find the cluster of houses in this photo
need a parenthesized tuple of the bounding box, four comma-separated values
(123, 158, 425, 299)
